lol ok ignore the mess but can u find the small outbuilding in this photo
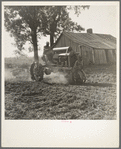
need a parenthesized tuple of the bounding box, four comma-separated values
(52, 29, 116, 65)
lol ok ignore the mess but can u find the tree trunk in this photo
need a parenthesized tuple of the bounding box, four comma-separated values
(34, 46, 38, 62)
(32, 29, 39, 62)
(50, 33, 54, 47)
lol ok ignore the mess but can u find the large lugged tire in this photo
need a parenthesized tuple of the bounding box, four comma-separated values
(75, 71, 86, 84)
(69, 69, 86, 85)
(68, 71, 75, 84)
(30, 62, 44, 81)
(30, 62, 35, 80)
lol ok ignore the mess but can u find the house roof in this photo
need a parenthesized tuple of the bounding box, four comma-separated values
(55, 32, 116, 50)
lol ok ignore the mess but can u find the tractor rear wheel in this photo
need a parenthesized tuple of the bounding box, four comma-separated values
(68, 71, 75, 84)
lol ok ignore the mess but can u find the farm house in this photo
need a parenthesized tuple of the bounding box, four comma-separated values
(52, 29, 116, 65)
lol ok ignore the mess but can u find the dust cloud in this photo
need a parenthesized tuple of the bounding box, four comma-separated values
(44, 72, 68, 84)
(5, 69, 16, 81)
(5, 68, 31, 82)
(5, 67, 68, 84)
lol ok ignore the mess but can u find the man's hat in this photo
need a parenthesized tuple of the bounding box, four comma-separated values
(46, 42, 49, 46)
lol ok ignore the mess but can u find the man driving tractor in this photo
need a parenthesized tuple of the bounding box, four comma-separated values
(42, 42, 54, 64)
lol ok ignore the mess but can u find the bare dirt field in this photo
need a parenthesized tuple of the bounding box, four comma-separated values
(5, 58, 117, 120)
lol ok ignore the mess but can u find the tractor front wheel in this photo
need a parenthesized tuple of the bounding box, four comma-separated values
(30, 62, 44, 81)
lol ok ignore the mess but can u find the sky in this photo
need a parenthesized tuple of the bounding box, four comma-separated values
(3, 2, 119, 58)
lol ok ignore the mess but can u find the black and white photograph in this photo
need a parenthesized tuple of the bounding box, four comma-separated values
(2, 1, 119, 147)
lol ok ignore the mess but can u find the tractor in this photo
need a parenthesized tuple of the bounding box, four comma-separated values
(30, 46, 86, 84)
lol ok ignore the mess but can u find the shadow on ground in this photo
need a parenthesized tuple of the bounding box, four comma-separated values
(72, 82, 115, 87)
(42, 80, 114, 87)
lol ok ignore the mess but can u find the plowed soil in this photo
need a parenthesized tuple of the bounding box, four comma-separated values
(5, 64, 117, 120)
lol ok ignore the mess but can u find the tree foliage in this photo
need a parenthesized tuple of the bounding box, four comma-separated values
(4, 5, 89, 61)
(4, 6, 45, 61)
(41, 6, 89, 46)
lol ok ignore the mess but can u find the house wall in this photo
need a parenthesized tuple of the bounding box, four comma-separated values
(53, 35, 116, 65)
(79, 46, 94, 65)
(94, 48, 107, 64)
(94, 49, 116, 64)
(105, 49, 116, 63)
(77, 46, 116, 65)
